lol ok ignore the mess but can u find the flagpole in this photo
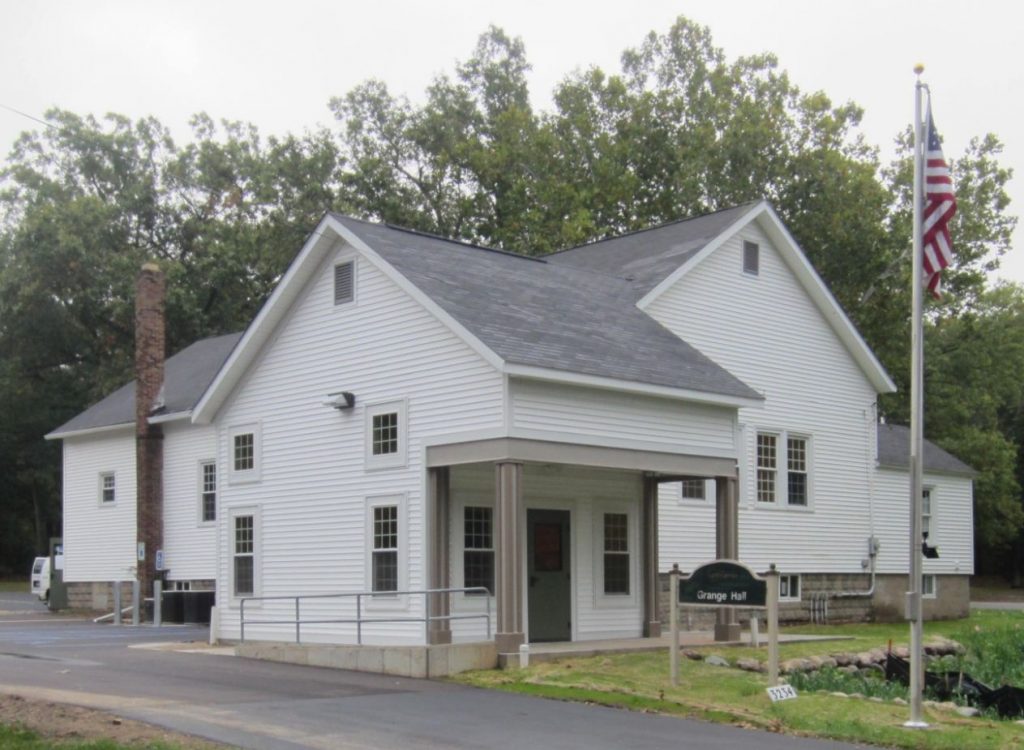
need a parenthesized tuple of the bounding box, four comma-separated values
(905, 64, 928, 730)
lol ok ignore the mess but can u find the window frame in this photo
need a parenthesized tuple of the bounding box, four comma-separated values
(228, 423, 261, 484)
(229, 507, 260, 603)
(922, 574, 937, 599)
(592, 502, 637, 608)
(364, 400, 407, 470)
(365, 494, 407, 608)
(755, 430, 813, 509)
(198, 459, 217, 524)
(779, 574, 801, 602)
(922, 486, 935, 540)
(98, 471, 116, 506)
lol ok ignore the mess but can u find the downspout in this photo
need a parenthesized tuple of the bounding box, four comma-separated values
(833, 402, 880, 600)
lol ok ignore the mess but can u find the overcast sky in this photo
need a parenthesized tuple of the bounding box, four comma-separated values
(2, 0, 1021, 283)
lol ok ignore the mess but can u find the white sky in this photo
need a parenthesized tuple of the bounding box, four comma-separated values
(2, 0, 1021, 283)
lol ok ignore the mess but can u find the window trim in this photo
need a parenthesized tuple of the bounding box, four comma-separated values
(592, 501, 638, 609)
(743, 240, 760, 276)
(364, 400, 408, 470)
(198, 459, 217, 525)
(365, 494, 408, 609)
(98, 471, 116, 506)
(229, 506, 260, 603)
(754, 429, 813, 509)
(779, 574, 801, 602)
(228, 424, 261, 484)
(922, 574, 937, 599)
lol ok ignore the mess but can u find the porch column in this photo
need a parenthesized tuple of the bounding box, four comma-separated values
(427, 467, 451, 645)
(714, 476, 741, 641)
(494, 461, 524, 654)
(641, 475, 661, 637)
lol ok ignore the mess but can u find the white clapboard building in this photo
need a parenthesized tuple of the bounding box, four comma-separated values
(48, 201, 975, 652)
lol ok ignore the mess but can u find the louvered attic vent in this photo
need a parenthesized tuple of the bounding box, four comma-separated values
(334, 261, 354, 305)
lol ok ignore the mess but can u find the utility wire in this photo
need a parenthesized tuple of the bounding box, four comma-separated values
(0, 103, 54, 129)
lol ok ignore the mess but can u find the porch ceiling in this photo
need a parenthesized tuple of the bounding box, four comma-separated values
(425, 437, 736, 478)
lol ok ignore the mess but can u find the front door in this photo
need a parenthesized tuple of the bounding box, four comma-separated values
(527, 509, 571, 642)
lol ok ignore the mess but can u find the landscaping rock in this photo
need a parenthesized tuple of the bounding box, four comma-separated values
(838, 665, 859, 675)
(704, 655, 730, 667)
(818, 657, 837, 669)
(829, 692, 849, 698)
(855, 651, 877, 668)
(893, 646, 910, 659)
(869, 697, 884, 703)
(682, 649, 703, 661)
(849, 692, 865, 699)
(736, 658, 763, 673)
(781, 658, 813, 674)
(859, 664, 885, 677)
(893, 697, 907, 705)
(956, 706, 980, 717)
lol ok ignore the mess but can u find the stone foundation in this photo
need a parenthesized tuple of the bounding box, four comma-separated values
(658, 572, 970, 628)
(65, 580, 218, 612)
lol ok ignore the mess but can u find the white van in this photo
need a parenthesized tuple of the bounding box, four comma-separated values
(31, 557, 50, 601)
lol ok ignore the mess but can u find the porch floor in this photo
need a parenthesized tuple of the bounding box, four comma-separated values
(523, 630, 849, 664)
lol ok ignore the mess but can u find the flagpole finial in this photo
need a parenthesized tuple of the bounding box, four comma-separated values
(914, 63, 925, 76)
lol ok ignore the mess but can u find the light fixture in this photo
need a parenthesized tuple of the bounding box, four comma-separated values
(324, 391, 356, 410)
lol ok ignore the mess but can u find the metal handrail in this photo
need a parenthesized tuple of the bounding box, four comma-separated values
(239, 587, 492, 645)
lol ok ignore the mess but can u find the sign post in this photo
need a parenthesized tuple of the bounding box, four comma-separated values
(671, 560, 784, 691)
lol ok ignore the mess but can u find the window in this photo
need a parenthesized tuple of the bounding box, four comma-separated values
(99, 472, 116, 504)
(372, 412, 398, 456)
(233, 514, 255, 597)
(757, 431, 811, 507)
(787, 437, 808, 506)
(680, 478, 706, 501)
(756, 433, 777, 503)
(922, 574, 937, 599)
(743, 240, 759, 275)
(372, 505, 399, 593)
(200, 461, 217, 523)
(365, 401, 407, 469)
(463, 507, 494, 595)
(780, 574, 801, 601)
(922, 488, 933, 538)
(228, 424, 261, 482)
(603, 513, 630, 595)
(234, 433, 254, 471)
(334, 260, 354, 305)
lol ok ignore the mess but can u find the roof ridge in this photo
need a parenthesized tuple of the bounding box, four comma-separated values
(544, 200, 763, 257)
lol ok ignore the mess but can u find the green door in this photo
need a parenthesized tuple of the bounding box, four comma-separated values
(527, 509, 571, 642)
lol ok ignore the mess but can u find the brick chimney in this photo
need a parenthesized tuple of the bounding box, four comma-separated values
(135, 262, 165, 606)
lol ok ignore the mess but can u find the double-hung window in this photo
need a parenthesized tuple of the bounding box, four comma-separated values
(922, 488, 934, 539)
(200, 461, 217, 523)
(372, 505, 399, 593)
(757, 431, 811, 507)
(233, 514, 255, 597)
(603, 513, 630, 595)
(229, 424, 261, 483)
(99, 472, 116, 504)
(463, 506, 494, 595)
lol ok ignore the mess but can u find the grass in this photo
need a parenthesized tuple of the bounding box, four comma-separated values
(454, 610, 1024, 750)
(0, 725, 181, 749)
(0, 579, 28, 592)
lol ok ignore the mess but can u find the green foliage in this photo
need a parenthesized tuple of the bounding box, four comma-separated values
(951, 618, 1024, 687)
(787, 665, 907, 701)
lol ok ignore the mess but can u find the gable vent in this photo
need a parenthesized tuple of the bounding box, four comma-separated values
(334, 261, 354, 305)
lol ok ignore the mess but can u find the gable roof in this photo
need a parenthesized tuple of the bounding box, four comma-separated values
(877, 424, 977, 477)
(47, 332, 242, 439)
(332, 216, 762, 402)
(548, 201, 896, 395)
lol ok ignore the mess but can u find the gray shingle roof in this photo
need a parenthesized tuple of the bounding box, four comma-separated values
(49, 332, 242, 437)
(545, 203, 759, 299)
(334, 216, 761, 402)
(877, 424, 976, 476)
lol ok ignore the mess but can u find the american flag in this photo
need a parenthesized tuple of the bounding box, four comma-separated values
(922, 105, 957, 297)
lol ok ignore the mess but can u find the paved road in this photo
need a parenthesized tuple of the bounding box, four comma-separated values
(0, 594, 862, 750)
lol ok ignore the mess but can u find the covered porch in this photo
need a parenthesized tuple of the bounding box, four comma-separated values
(424, 437, 742, 658)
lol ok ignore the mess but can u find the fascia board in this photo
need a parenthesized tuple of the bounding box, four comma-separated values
(505, 364, 763, 409)
(45, 422, 133, 441)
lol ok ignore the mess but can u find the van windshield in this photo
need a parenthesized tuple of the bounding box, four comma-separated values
(32, 559, 44, 574)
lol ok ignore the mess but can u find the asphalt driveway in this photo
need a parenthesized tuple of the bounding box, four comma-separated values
(0, 596, 862, 750)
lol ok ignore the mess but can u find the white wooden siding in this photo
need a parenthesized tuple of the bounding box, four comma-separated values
(162, 422, 218, 581)
(214, 241, 505, 644)
(510, 378, 736, 457)
(448, 463, 643, 643)
(872, 469, 974, 575)
(62, 430, 137, 583)
(650, 223, 887, 574)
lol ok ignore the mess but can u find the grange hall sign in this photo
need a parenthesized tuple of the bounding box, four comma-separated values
(678, 560, 767, 607)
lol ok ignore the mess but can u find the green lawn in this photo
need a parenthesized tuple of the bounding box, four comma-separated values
(0, 725, 180, 749)
(0, 579, 28, 592)
(455, 610, 1024, 750)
